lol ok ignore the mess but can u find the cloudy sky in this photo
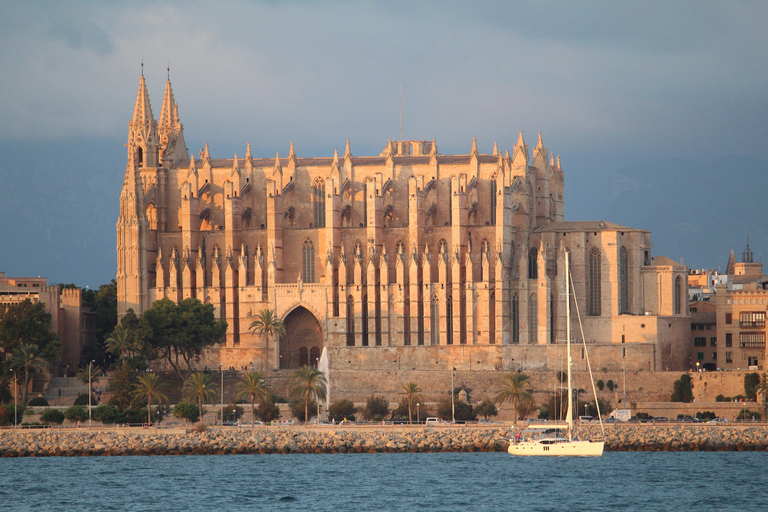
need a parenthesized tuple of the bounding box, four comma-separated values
(1, 1, 766, 288)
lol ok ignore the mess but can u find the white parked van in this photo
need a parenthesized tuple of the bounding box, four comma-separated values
(425, 417, 443, 425)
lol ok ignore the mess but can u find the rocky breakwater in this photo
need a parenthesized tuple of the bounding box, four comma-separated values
(0, 427, 509, 457)
(2, 424, 768, 457)
(578, 424, 768, 451)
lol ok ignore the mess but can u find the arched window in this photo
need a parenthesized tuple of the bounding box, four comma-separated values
(528, 293, 538, 344)
(302, 239, 315, 283)
(674, 275, 682, 315)
(137, 147, 143, 166)
(549, 293, 556, 344)
(512, 293, 520, 344)
(346, 295, 355, 346)
(589, 247, 601, 316)
(619, 246, 629, 314)
(528, 248, 538, 280)
(312, 179, 326, 228)
(490, 178, 497, 225)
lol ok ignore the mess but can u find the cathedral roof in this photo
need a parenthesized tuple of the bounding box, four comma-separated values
(651, 255, 683, 267)
(731, 274, 768, 286)
(536, 221, 647, 234)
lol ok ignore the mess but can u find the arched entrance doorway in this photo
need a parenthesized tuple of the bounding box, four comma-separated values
(279, 306, 323, 370)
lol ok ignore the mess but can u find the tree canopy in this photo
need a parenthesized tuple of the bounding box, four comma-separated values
(0, 299, 60, 363)
(140, 298, 227, 379)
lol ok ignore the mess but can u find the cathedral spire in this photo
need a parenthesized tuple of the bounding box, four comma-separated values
(344, 139, 352, 160)
(131, 74, 154, 130)
(127, 72, 158, 168)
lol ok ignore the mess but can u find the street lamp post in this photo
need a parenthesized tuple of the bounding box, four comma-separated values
(11, 369, 17, 429)
(417, 402, 420, 424)
(450, 367, 455, 424)
(88, 360, 95, 427)
(220, 365, 224, 426)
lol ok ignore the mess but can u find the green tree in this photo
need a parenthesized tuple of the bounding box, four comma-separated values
(495, 372, 533, 421)
(236, 372, 271, 424)
(249, 309, 286, 378)
(362, 395, 389, 422)
(671, 374, 694, 402)
(6, 344, 49, 405)
(79, 280, 118, 368)
(0, 405, 25, 426)
(74, 393, 98, 406)
(288, 365, 327, 424)
(141, 298, 227, 380)
(77, 363, 101, 386)
(131, 373, 169, 425)
(328, 399, 357, 423)
(290, 399, 317, 422)
(40, 408, 64, 425)
(183, 372, 218, 424)
(474, 400, 498, 420)
(108, 364, 134, 410)
(399, 382, 422, 424)
(0, 299, 60, 363)
(173, 402, 200, 423)
(744, 373, 761, 400)
(105, 325, 139, 366)
(92, 404, 117, 424)
(257, 397, 281, 422)
(64, 405, 89, 422)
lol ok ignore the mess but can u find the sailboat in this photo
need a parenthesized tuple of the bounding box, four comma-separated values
(508, 249, 605, 457)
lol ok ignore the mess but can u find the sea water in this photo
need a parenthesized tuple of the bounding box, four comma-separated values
(2, 452, 766, 511)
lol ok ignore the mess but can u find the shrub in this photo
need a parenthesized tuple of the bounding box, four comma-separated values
(671, 374, 693, 402)
(290, 400, 317, 422)
(93, 405, 117, 424)
(635, 412, 652, 420)
(0, 405, 25, 426)
(41, 408, 65, 425)
(556, 371, 567, 383)
(257, 398, 280, 422)
(606, 380, 615, 392)
(74, 393, 98, 406)
(28, 397, 49, 406)
(596, 379, 604, 391)
(436, 398, 476, 422)
(64, 405, 89, 422)
(715, 394, 730, 402)
(474, 400, 498, 419)
(736, 409, 761, 421)
(224, 404, 244, 423)
(115, 407, 146, 424)
(328, 399, 357, 423)
(173, 402, 200, 423)
(696, 411, 716, 420)
(361, 395, 389, 422)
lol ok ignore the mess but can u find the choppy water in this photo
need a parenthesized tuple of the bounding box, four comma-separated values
(2, 451, 766, 511)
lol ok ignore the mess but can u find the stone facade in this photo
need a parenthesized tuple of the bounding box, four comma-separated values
(117, 74, 690, 374)
(0, 272, 94, 374)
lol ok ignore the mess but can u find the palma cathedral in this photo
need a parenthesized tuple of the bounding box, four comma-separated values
(118, 73, 691, 374)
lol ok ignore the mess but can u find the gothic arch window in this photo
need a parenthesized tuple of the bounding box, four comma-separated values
(589, 247, 601, 316)
(490, 177, 497, 225)
(528, 293, 538, 344)
(549, 293, 556, 344)
(674, 275, 682, 315)
(512, 293, 520, 344)
(528, 248, 538, 280)
(438, 239, 448, 256)
(619, 246, 629, 314)
(354, 240, 363, 265)
(302, 239, 315, 283)
(312, 178, 326, 228)
(137, 147, 143, 166)
(346, 295, 355, 346)
(480, 239, 490, 281)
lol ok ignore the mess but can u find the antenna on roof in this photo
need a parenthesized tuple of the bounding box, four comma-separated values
(399, 86, 402, 141)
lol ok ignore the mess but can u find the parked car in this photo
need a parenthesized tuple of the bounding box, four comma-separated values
(707, 417, 728, 424)
(652, 417, 669, 423)
(425, 417, 443, 426)
(578, 416, 593, 424)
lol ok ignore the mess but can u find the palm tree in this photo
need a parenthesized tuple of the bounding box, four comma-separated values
(7, 343, 48, 405)
(131, 373, 168, 425)
(183, 372, 218, 424)
(237, 372, 271, 424)
(105, 325, 138, 365)
(249, 309, 286, 378)
(77, 364, 101, 386)
(495, 371, 532, 422)
(399, 382, 423, 424)
(289, 365, 327, 424)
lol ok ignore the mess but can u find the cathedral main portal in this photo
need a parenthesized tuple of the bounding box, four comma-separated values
(279, 306, 323, 369)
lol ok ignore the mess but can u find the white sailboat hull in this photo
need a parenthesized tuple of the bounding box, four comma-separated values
(508, 439, 604, 457)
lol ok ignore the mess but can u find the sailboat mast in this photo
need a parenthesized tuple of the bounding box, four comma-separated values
(565, 250, 573, 440)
